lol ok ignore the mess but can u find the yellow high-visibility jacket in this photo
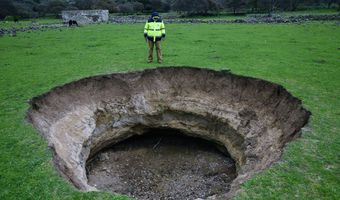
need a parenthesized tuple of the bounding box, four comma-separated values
(144, 16, 165, 42)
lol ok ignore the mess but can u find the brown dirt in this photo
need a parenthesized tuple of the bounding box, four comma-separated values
(87, 129, 236, 200)
(26, 67, 311, 199)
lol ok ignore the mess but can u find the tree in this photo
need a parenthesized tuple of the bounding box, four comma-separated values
(117, 2, 134, 13)
(247, 0, 259, 12)
(64, 0, 78, 10)
(172, 0, 220, 15)
(258, 0, 277, 15)
(0, 0, 17, 19)
(75, 0, 92, 9)
(277, 0, 301, 11)
(45, 0, 67, 15)
(91, 0, 117, 12)
(162, 1, 171, 12)
(132, 1, 144, 13)
(150, 0, 163, 11)
(136, 0, 152, 12)
(225, 0, 246, 14)
(12, 0, 40, 18)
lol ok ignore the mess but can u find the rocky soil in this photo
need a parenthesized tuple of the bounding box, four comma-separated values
(87, 129, 236, 200)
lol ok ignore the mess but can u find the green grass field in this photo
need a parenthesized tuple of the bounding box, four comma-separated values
(0, 22, 339, 199)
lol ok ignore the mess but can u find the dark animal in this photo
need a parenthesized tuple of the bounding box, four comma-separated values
(68, 20, 78, 27)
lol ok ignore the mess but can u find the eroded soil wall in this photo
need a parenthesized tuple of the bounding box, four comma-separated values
(27, 67, 311, 199)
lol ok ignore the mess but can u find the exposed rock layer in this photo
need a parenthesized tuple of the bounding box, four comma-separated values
(27, 67, 311, 199)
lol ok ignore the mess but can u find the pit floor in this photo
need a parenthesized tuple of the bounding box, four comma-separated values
(86, 129, 237, 200)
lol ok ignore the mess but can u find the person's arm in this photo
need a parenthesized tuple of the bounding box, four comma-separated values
(144, 21, 148, 41)
(161, 21, 165, 39)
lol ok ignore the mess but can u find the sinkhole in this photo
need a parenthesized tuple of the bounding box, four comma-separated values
(26, 67, 311, 199)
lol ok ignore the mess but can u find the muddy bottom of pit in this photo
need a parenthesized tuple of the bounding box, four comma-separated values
(86, 129, 237, 200)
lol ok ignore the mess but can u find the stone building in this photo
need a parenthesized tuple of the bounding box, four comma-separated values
(61, 10, 109, 25)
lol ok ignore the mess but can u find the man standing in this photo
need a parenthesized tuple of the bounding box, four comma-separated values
(144, 11, 166, 64)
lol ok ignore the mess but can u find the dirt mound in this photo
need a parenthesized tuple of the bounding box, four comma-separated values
(27, 67, 310, 199)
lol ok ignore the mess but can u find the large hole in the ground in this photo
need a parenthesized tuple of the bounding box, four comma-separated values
(26, 67, 311, 199)
(86, 128, 237, 199)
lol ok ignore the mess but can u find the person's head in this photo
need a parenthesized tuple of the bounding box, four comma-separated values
(151, 11, 159, 17)
(150, 11, 160, 21)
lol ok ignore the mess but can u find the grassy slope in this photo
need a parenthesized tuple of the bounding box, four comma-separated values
(0, 22, 339, 199)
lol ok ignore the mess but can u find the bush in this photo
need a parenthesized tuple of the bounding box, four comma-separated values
(172, 0, 220, 15)
(4, 16, 19, 22)
(92, 0, 118, 13)
(0, 0, 17, 19)
(117, 3, 134, 14)
(47, 0, 67, 14)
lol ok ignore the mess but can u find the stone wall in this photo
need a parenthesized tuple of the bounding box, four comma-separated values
(61, 10, 109, 24)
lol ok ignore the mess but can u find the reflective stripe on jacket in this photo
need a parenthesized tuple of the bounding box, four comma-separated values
(144, 16, 165, 42)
